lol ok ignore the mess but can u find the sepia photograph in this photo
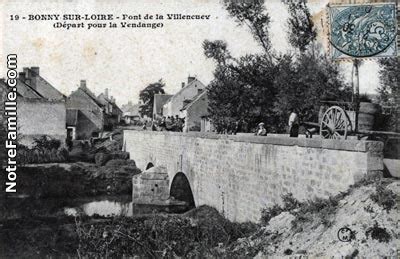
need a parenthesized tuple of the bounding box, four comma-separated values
(0, 0, 399, 258)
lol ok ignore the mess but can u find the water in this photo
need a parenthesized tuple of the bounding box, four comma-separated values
(0, 195, 190, 220)
(64, 196, 134, 217)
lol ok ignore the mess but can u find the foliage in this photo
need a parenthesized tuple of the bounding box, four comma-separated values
(366, 221, 391, 243)
(75, 206, 257, 258)
(18, 146, 69, 165)
(139, 79, 166, 118)
(286, 1, 316, 52)
(260, 193, 300, 225)
(205, 1, 350, 133)
(261, 192, 340, 228)
(370, 184, 397, 212)
(378, 57, 400, 105)
(222, 0, 272, 55)
(17, 136, 68, 164)
(359, 93, 372, 102)
(203, 40, 231, 65)
(378, 57, 400, 132)
(33, 135, 61, 151)
(273, 47, 351, 129)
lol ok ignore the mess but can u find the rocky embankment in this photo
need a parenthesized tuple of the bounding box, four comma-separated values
(219, 178, 399, 258)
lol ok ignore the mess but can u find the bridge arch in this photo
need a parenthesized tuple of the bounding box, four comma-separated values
(170, 172, 195, 208)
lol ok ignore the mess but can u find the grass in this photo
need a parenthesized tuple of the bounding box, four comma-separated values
(370, 183, 397, 212)
(260, 175, 393, 230)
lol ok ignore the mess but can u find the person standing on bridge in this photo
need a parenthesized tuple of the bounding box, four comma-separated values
(288, 109, 299, 137)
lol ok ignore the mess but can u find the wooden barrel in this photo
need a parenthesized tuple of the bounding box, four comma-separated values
(318, 104, 329, 124)
(358, 102, 381, 131)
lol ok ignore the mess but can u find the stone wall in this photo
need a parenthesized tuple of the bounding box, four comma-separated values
(18, 99, 66, 146)
(124, 130, 384, 222)
(66, 88, 104, 139)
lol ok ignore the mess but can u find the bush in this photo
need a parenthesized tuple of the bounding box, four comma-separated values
(260, 193, 301, 225)
(75, 206, 258, 258)
(260, 193, 340, 228)
(18, 140, 69, 165)
(260, 204, 284, 225)
(33, 136, 61, 151)
(366, 222, 391, 243)
(370, 184, 397, 212)
(95, 153, 111, 166)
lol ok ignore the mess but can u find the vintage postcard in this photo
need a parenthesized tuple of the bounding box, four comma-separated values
(0, 0, 399, 258)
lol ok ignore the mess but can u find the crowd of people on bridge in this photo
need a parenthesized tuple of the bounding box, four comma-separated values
(143, 116, 185, 132)
(142, 108, 316, 137)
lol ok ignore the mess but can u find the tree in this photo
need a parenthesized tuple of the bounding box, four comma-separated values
(205, 1, 349, 133)
(378, 57, 400, 105)
(204, 39, 278, 132)
(223, 0, 272, 57)
(377, 57, 400, 132)
(139, 79, 165, 118)
(273, 46, 351, 129)
(286, 2, 316, 52)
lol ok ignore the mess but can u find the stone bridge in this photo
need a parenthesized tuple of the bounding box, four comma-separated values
(123, 130, 383, 222)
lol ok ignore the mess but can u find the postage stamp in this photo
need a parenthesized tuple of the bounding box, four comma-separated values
(329, 3, 397, 60)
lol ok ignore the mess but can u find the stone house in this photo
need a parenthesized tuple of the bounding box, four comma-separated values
(121, 101, 141, 124)
(66, 80, 106, 140)
(19, 67, 65, 101)
(180, 90, 210, 132)
(162, 77, 206, 118)
(0, 67, 67, 147)
(153, 94, 172, 119)
(98, 88, 123, 129)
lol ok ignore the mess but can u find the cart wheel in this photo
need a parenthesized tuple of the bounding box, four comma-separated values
(320, 106, 350, 139)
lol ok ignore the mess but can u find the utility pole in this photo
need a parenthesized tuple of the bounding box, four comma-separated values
(353, 59, 360, 133)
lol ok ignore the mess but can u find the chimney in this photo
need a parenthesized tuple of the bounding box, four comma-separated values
(188, 76, 195, 84)
(23, 67, 37, 89)
(128, 101, 132, 106)
(181, 82, 185, 88)
(23, 67, 30, 79)
(19, 72, 26, 82)
(30, 67, 40, 76)
(110, 96, 115, 103)
(105, 88, 109, 98)
(80, 80, 87, 88)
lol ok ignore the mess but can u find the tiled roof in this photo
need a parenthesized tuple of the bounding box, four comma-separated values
(80, 87, 104, 108)
(180, 90, 207, 111)
(165, 79, 204, 104)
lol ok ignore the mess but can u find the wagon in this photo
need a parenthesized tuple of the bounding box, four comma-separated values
(304, 100, 400, 140)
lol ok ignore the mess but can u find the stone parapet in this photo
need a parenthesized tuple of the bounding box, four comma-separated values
(124, 130, 384, 222)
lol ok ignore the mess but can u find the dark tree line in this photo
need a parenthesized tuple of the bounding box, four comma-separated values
(205, 1, 351, 133)
(378, 57, 400, 132)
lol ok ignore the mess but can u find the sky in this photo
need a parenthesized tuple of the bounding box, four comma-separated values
(0, 0, 382, 106)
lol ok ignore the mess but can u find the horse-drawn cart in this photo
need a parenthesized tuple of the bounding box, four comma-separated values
(304, 100, 400, 140)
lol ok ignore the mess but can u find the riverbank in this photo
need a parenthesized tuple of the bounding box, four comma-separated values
(0, 205, 257, 258)
(1, 174, 398, 258)
(0, 161, 140, 199)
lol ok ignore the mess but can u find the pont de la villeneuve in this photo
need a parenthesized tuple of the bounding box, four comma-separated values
(0, 0, 399, 258)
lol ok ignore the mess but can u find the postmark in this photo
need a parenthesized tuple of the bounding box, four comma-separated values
(329, 4, 397, 60)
